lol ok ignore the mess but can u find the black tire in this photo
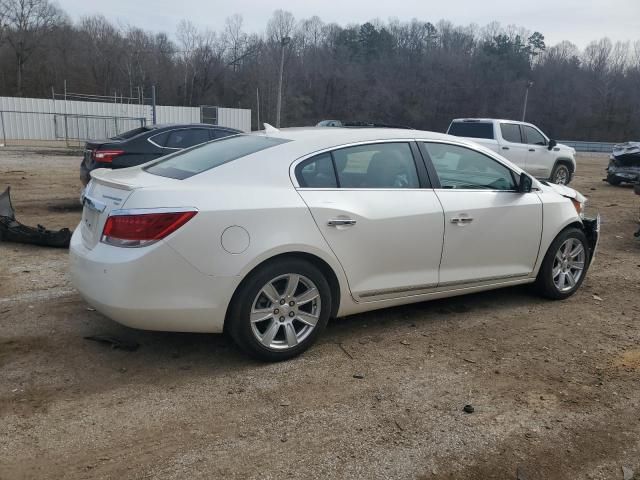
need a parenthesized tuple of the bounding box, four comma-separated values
(227, 258, 331, 361)
(535, 227, 590, 300)
(550, 163, 572, 185)
(606, 174, 622, 186)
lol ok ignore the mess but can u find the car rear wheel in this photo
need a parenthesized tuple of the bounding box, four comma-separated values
(227, 258, 331, 361)
(535, 227, 589, 300)
(550, 163, 571, 185)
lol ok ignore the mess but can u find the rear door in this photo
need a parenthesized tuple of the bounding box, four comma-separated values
(420, 141, 542, 286)
(295, 141, 444, 301)
(497, 122, 529, 169)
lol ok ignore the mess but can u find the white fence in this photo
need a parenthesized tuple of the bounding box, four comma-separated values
(0, 96, 251, 143)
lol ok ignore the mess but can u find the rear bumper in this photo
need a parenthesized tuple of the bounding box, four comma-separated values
(69, 228, 240, 333)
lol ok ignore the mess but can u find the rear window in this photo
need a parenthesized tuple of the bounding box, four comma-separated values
(111, 126, 150, 140)
(448, 122, 494, 139)
(145, 135, 289, 179)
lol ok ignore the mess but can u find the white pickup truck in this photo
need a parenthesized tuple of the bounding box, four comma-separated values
(447, 118, 577, 185)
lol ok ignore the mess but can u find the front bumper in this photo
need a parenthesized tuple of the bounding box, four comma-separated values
(69, 228, 240, 333)
(582, 212, 600, 264)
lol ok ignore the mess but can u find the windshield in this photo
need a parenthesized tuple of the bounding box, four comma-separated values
(145, 135, 290, 179)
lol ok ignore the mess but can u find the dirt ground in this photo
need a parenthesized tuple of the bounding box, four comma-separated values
(1, 147, 639, 480)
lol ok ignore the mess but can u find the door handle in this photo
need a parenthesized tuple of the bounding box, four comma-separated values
(327, 218, 357, 227)
(502, 146, 510, 150)
(528, 148, 535, 152)
(450, 217, 474, 224)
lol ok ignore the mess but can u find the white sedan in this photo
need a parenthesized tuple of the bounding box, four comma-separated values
(70, 126, 599, 361)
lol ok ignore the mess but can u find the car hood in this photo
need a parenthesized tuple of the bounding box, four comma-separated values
(539, 181, 586, 203)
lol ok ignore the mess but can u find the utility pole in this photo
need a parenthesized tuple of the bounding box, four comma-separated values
(151, 85, 157, 125)
(275, 36, 291, 128)
(522, 81, 534, 122)
(256, 88, 260, 131)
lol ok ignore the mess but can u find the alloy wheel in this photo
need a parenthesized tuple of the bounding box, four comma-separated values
(554, 166, 569, 185)
(250, 274, 322, 350)
(552, 238, 586, 292)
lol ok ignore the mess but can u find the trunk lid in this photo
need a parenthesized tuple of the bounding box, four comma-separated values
(80, 167, 177, 249)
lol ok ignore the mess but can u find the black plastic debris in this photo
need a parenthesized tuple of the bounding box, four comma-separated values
(463, 404, 474, 413)
(84, 335, 140, 352)
(0, 186, 72, 248)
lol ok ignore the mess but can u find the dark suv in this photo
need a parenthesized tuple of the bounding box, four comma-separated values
(80, 123, 241, 185)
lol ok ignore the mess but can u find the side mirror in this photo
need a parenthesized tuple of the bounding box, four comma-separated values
(518, 172, 533, 193)
(548, 139, 557, 150)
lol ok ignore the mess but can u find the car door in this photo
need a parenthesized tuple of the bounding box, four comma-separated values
(419, 141, 542, 286)
(294, 141, 445, 301)
(497, 122, 529, 168)
(522, 125, 553, 178)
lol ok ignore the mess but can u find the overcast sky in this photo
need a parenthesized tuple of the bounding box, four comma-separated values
(57, 0, 639, 48)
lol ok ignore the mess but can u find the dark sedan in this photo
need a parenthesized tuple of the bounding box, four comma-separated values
(80, 123, 241, 185)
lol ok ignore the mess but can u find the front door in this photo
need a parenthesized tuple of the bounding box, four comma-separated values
(295, 142, 445, 300)
(420, 141, 542, 286)
(522, 125, 553, 178)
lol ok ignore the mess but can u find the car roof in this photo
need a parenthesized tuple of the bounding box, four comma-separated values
(248, 127, 459, 157)
(450, 118, 538, 128)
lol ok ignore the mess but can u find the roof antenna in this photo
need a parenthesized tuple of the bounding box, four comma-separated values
(263, 123, 279, 136)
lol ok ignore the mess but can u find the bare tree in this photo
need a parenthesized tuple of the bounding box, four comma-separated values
(2, 0, 64, 95)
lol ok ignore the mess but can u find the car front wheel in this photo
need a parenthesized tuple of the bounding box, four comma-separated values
(227, 258, 331, 361)
(535, 227, 589, 300)
(550, 164, 571, 185)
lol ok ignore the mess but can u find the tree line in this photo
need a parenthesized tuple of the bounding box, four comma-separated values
(1, 0, 639, 141)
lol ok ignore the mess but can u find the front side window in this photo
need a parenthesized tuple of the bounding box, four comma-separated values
(423, 142, 516, 190)
(523, 126, 547, 146)
(500, 123, 522, 143)
(332, 143, 419, 189)
(146, 135, 289, 179)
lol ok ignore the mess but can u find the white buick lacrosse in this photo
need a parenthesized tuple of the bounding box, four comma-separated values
(70, 126, 599, 361)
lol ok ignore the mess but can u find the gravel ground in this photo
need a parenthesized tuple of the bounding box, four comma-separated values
(0, 148, 639, 480)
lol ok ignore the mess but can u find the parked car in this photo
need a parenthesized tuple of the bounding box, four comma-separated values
(605, 141, 640, 185)
(71, 127, 599, 361)
(80, 123, 241, 185)
(447, 118, 577, 185)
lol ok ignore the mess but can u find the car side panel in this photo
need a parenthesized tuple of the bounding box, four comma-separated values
(532, 190, 583, 275)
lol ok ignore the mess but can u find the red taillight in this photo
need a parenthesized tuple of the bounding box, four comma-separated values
(92, 150, 124, 163)
(102, 210, 197, 247)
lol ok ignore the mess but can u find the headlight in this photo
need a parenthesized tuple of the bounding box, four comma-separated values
(571, 198, 585, 218)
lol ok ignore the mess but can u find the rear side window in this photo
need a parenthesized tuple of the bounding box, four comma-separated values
(500, 123, 522, 143)
(166, 129, 211, 149)
(296, 153, 337, 188)
(145, 135, 290, 179)
(448, 122, 494, 139)
(333, 143, 419, 189)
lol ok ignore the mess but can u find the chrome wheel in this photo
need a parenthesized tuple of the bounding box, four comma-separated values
(250, 274, 321, 350)
(553, 166, 569, 185)
(552, 238, 586, 292)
